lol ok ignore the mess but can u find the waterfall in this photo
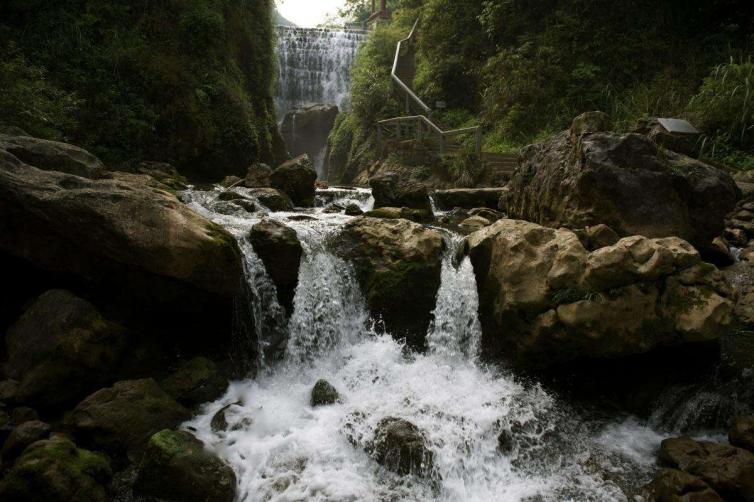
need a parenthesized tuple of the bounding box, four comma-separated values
(275, 26, 367, 117)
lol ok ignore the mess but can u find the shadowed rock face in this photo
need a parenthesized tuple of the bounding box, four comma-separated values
(0, 134, 109, 179)
(280, 105, 339, 176)
(370, 417, 434, 477)
(271, 154, 318, 207)
(249, 219, 303, 314)
(462, 219, 734, 369)
(500, 115, 739, 253)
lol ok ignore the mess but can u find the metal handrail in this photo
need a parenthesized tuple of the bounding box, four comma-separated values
(391, 19, 431, 116)
(378, 116, 480, 139)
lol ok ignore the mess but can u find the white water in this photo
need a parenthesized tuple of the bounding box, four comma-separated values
(177, 185, 724, 502)
(276, 26, 367, 117)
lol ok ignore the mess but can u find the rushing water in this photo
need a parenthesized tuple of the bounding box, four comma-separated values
(276, 26, 367, 117)
(178, 185, 728, 501)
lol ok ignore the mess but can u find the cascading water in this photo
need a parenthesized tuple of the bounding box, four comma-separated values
(176, 183, 718, 501)
(275, 26, 367, 117)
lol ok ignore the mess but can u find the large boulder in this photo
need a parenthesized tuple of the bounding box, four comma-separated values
(0, 134, 109, 179)
(270, 154, 317, 207)
(642, 468, 723, 502)
(370, 417, 433, 477)
(369, 173, 432, 212)
(0, 149, 243, 339)
(659, 437, 754, 501)
(5, 290, 127, 410)
(500, 114, 739, 253)
(244, 162, 273, 188)
(0, 436, 112, 502)
(461, 219, 734, 368)
(160, 357, 227, 409)
(433, 188, 506, 211)
(68, 379, 191, 459)
(330, 217, 445, 347)
(1, 420, 51, 463)
(280, 105, 339, 176)
(248, 187, 294, 211)
(249, 219, 303, 314)
(135, 429, 236, 502)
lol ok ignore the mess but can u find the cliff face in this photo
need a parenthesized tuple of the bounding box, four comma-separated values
(0, 0, 287, 180)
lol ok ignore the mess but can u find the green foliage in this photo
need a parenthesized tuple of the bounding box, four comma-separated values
(443, 144, 483, 188)
(0, 0, 281, 180)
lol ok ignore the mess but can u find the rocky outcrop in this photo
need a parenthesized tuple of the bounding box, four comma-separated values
(461, 219, 734, 368)
(369, 173, 432, 212)
(643, 468, 723, 502)
(0, 134, 109, 179)
(331, 217, 445, 347)
(311, 380, 339, 406)
(5, 290, 127, 410)
(249, 220, 302, 314)
(68, 379, 190, 459)
(659, 437, 754, 501)
(0, 149, 243, 336)
(136, 161, 187, 190)
(271, 154, 317, 207)
(0, 436, 112, 501)
(433, 188, 506, 211)
(280, 105, 339, 171)
(161, 357, 227, 409)
(135, 429, 236, 502)
(370, 417, 433, 477)
(500, 114, 739, 253)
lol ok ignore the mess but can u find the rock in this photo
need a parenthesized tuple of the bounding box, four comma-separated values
(570, 111, 613, 136)
(0, 379, 19, 403)
(217, 190, 246, 202)
(583, 224, 620, 250)
(501, 119, 739, 252)
(634, 117, 700, 157)
(345, 203, 363, 216)
(459, 215, 492, 230)
(219, 175, 242, 188)
(468, 207, 504, 222)
(725, 228, 749, 247)
(433, 188, 506, 210)
(0, 134, 109, 179)
(5, 290, 127, 410)
(331, 217, 445, 347)
(271, 154, 317, 207)
(0, 150, 243, 338)
(2, 420, 51, 462)
(249, 220, 303, 314)
(210, 402, 242, 433)
(249, 187, 294, 212)
(135, 429, 236, 502)
(280, 105, 339, 173)
(311, 380, 339, 406)
(730, 416, 754, 453)
(244, 162, 273, 188)
(136, 161, 187, 190)
(370, 417, 433, 477)
(210, 200, 250, 216)
(643, 468, 723, 502)
(705, 236, 736, 267)
(370, 173, 432, 212)
(10, 407, 39, 425)
(324, 203, 345, 213)
(161, 357, 227, 408)
(461, 219, 734, 368)
(659, 437, 754, 501)
(0, 436, 112, 502)
(68, 378, 191, 458)
(364, 207, 434, 223)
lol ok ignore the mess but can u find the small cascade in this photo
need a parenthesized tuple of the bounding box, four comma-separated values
(275, 26, 367, 116)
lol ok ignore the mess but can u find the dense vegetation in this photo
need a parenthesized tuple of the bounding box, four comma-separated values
(0, 0, 285, 180)
(329, 0, 754, 180)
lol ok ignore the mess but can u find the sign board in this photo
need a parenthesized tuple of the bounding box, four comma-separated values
(658, 118, 700, 135)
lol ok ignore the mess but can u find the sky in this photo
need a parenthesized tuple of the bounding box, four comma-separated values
(276, 0, 347, 28)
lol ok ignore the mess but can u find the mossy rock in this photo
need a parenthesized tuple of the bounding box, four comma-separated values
(311, 380, 339, 406)
(0, 436, 112, 502)
(161, 357, 227, 409)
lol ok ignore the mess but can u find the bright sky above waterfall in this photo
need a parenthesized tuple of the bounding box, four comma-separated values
(276, 0, 346, 27)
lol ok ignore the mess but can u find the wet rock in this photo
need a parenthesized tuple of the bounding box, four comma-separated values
(331, 217, 445, 348)
(433, 188, 506, 210)
(501, 115, 739, 252)
(0, 133, 109, 179)
(659, 436, 754, 500)
(311, 380, 339, 406)
(345, 203, 363, 216)
(249, 187, 294, 211)
(462, 219, 734, 368)
(364, 207, 434, 223)
(705, 237, 735, 267)
(245, 162, 273, 188)
(459, 215, 491, 230)
(643, 468, 723, 502)
(220, 175, 242, 188)
(371, 417, 433, 477)
(135, 429, 236, 502)
(271, 154, 317, 207)
(5, 290, 127, 410)
(210, 402, 242, 433)
(468, 207, 504, 222)
(725, 228, 749, 247)
(2, 420, 51, 462)
(161, 357, 227, 408)
(324, 202, 345, 213)
(370, 173, 432, 212)
(249, 219, 303, 314)
(730, 416, 754, 453)
(0, 436, 112, 502)
(136, 161, 187, 190)
(68, 378, 190, 459)
(280, 105, 339, 168)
